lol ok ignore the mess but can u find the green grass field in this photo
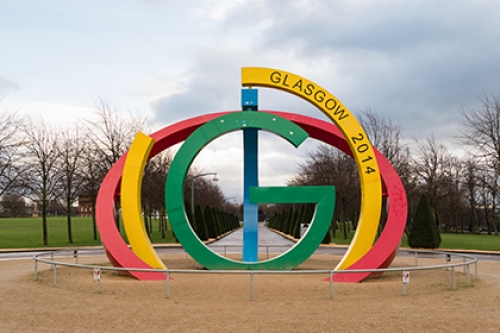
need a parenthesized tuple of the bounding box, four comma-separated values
(1, 217, 499, 251)
(330, 230, 500, 251)
(0, 216, 175, 249)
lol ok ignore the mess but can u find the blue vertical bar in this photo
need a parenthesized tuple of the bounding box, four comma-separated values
(242, 89, 258, 262)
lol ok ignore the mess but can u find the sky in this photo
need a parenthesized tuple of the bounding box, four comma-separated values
(2, 0, 500, 202)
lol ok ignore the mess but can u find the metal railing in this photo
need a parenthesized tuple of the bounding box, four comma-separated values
(207, 244, 293, 259)
(33, 249, 478, 301)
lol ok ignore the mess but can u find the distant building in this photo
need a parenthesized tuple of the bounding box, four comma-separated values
(32, 202, 38, 218)
(78, 195, 93, 217)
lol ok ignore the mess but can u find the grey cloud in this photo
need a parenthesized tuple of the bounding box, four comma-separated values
(215, 0, 500, 141)
(152, 52, 242, 126)
(0, 77, 19, 93)
(153, 0, 500, 148)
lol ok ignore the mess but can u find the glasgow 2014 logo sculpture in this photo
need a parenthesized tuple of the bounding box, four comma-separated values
(95, 67, 407, 283)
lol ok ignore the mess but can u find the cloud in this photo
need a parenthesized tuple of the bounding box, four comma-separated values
(0, 77, 19, 93)
(151, 50, 242, 126)
(213, 0, 500, 140)
(149, 0, 500, 200)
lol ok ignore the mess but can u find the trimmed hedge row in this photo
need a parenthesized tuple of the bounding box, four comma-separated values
(267, 204, 332, 244)
(182, 201, 240, 241)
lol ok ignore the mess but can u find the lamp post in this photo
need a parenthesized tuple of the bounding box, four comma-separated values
(187, 172, 219, 215)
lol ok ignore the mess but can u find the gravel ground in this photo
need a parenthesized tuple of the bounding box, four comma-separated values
(0, 254, 499, 333)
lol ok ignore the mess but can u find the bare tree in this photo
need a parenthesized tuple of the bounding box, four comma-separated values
(55, 128, 86, 243)
(358, 108, 413, 232)
(358, 108, 406, 172)
(0, 194, 28, 217)
(84, 98, 150, 171)
(0, 107, 26, 196)
(412, 136, 456, 231)
(437, 156, 469, 233)
(79, 137, 105, 240)
(459, 93, 500, 234)
(459, 93, 500, 168)
(82, 98, 151, 231)
(289, 144, 360, 239)
(24, 119, 60, 245)
(142, 151, 172, 238)
(478, 167, 498, 234)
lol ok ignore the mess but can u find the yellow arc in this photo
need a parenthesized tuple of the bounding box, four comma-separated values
(121, 131, 166, 270)
(242, 67, 382, 270)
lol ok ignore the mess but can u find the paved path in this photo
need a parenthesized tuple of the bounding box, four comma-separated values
(208, 222, 295, 253)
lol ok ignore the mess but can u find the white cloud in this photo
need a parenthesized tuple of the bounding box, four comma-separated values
(3, 0, 500, 201)
(0, 77, 19, 93)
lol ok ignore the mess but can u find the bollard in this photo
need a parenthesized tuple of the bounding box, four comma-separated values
(74, 250, 78, 264)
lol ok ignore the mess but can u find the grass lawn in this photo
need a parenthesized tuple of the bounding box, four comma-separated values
(1, 217, 499, 251)
(0, 216, 176, 249)
(330, 230, 500, 252)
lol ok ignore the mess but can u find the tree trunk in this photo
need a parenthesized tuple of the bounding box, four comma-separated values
(42, 210, 48, 245)
(67, 213, 73, 244)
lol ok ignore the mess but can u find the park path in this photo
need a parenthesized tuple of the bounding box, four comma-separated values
(208, 222, 294, 253)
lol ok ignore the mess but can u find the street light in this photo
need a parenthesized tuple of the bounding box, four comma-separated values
(187, 172, 219, 215)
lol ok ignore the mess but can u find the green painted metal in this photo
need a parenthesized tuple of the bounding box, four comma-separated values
(165, 111, 336, 270)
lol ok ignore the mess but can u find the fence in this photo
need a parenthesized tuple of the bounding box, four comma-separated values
(33, 249, 478, 300)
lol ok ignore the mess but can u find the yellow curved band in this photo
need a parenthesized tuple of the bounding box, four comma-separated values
(121, 131, 166, 270)
(242, 67, 382, 270)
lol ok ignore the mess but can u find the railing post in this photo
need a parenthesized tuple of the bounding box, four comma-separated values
(53, 264, 57, 286)
(224, 246, 227, 258)
(445, 253, 451, 270)
(463, 257, 466, 273)
(266, 246, 269, 259)
(329, 271, 333, 300)
(166, 271, 170, 299)
(250, 273, 254, 301)
(34, 259, 38, 281)
(51, 253, 54, 270)
(74, 250, 78, 264)
(451, 266, 456, 290)
(467, 264, 470, 287)
(414, 251, 418, 266)
(475, 261, 478, 280)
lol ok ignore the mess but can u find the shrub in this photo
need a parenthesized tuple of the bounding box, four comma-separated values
(408, 194, 441, 248)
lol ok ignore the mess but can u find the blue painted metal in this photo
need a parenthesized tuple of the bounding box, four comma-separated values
(242, 88, 259, 262)
(241, 88, 258, 110)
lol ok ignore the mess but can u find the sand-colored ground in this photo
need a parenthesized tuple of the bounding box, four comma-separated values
(0, 253, 499, 333)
